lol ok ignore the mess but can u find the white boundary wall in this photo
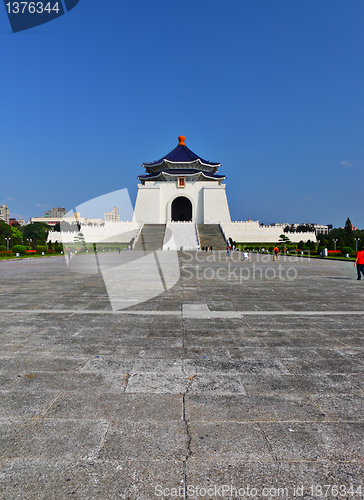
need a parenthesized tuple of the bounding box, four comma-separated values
(221, 221, 317, 243)
(48, 222, 142, 244)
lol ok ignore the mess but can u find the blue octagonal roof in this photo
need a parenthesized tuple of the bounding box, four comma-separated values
(143, 136, 220, 169)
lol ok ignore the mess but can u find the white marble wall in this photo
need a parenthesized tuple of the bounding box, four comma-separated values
(134, 178, 231, 224)
(48, 222, 141, 244)
(221, 221, 317, 243)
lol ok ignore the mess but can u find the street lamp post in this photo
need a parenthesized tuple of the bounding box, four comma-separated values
(27, 238, 32, 248)
(333, 239, 338, 251)
(355, 238, 360, 252)
(5, 237, 11, 251)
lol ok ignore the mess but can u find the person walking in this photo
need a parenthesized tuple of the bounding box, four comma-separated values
(273, 246, 279, 261)
(354, 245, 364, 280)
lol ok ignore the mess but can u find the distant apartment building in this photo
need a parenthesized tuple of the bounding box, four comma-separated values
(28, 207, 69, 227)
(0, 204, 9, 224)
(104, 207, 120, 223)
(9, 218, 25, 227)
(31, 212, 104, 227)
(271, 222, 332, 236)
(44, 207, 67, 218)
(313, 224, 330, 235)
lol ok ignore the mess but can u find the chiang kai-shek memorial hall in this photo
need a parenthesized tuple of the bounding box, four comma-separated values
(134, 136, 231, 225)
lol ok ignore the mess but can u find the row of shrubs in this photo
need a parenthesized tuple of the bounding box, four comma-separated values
(0, 243, 126, 257)
(318, 246, 355, 256)
(0, 245, 63, 257)
(243, 246, 312, 253)
(241, 245, 356, 256)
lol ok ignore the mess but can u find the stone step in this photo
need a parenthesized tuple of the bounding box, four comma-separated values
(133, 224, 166, 251)
(163, 222, 199, 251)
(197, 224, 227, 251)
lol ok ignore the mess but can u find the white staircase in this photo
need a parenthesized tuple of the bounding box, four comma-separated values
(162, 222, 199, 251)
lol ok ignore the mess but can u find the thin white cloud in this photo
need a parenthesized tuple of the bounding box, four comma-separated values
(35, 203, 49, 208)
(340, 160, 352, 167)
(6, 197, 15, 201)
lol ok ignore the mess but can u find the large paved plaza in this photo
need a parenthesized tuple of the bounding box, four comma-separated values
(0, 252, 364, 499)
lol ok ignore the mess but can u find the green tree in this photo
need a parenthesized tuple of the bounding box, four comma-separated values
(317, 234, 326, 245)
(23, 222, 49, 246)
(74, 232, 86, 249)
(296, 224, 315, 233)
(309, 240, 317, 251)
(279, 234, 291, 243)
(344, 217, 353, 243)
(11, 226, 23, 245)
(0, 220, 12, 247)
(338, 236, 345, 249)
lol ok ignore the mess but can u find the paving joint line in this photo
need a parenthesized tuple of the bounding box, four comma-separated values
(1, 309, 364, 317)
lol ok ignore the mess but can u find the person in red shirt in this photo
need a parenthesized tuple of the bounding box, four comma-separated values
(273, 246, 279, 261)
(354, 246, 364, 280)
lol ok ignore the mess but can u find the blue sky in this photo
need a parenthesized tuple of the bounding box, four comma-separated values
(0, 0, 363, 228)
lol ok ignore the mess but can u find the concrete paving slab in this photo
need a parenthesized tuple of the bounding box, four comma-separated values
(183, 358, 289, 376)
(262, 422, 364, 461)
(0, 357, 84, 374)
(242, 373, 364, 396)
(186, 394, 327, 422)
(310, 393, 364, 421)
(46, 393, 183, 421)
(188, 374, 247, 395)
(189, 422, 273, 461)
(98, 421, 187, 461)
(1, 419, 110, 461)
(187, 460, 364, 497)
(0, 388, 61, 419)
(0, 458, 184, 500)
(125, 373, 189, 394)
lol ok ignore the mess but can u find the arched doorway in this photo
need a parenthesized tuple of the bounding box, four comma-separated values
(171, 196, 192, 221)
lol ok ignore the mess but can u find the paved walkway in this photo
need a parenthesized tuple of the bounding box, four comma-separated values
(0, 252, 363, 499)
